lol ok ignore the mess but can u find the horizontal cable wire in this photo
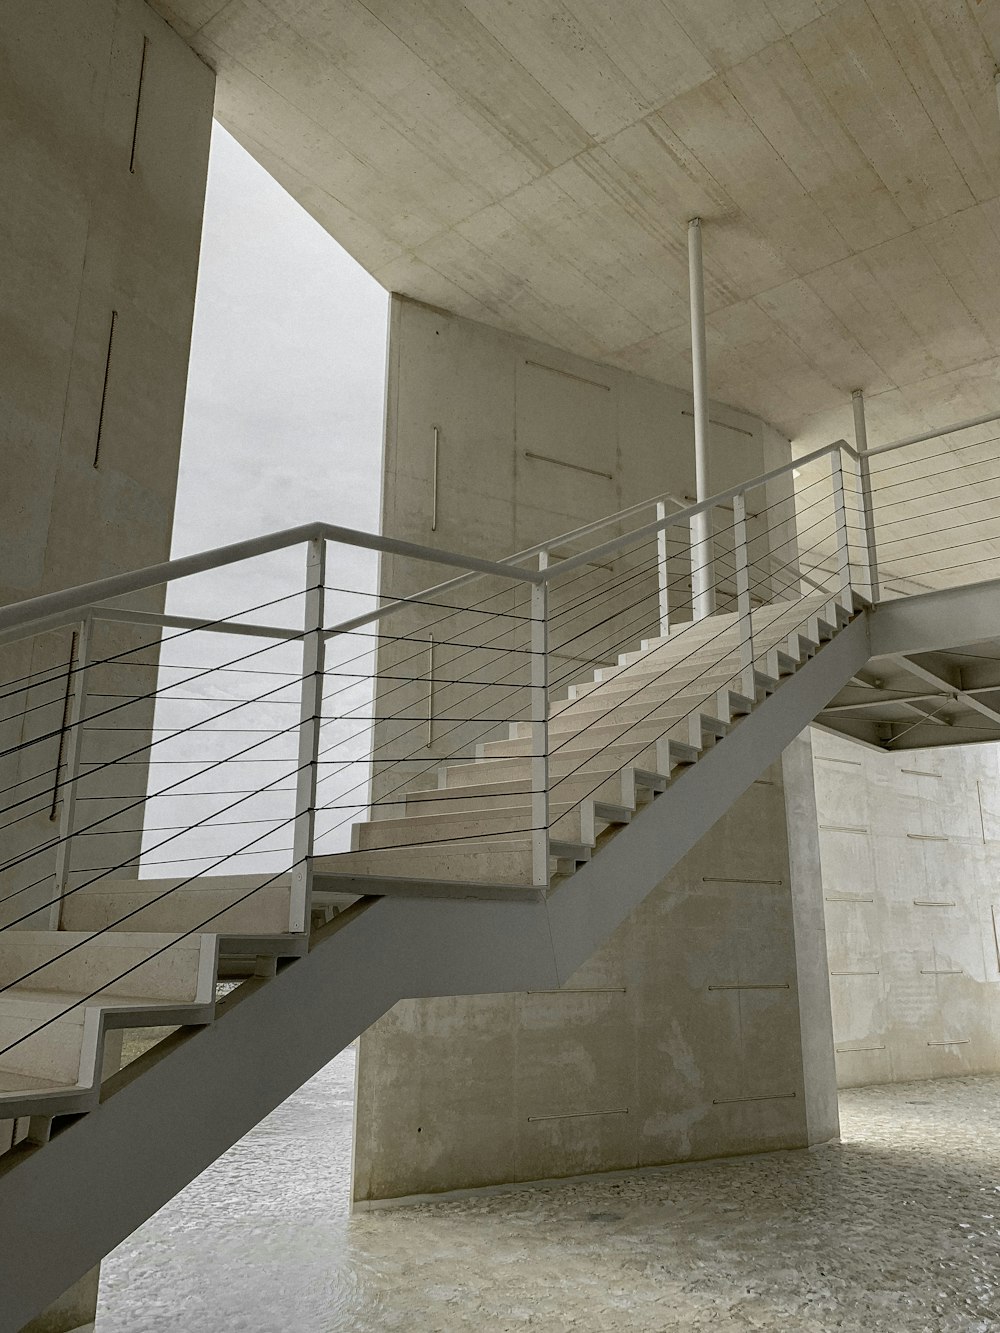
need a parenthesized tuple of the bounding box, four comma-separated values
(0, 856, 308, 1058)
(867, 432, 1000, 485)
(0, 586, 308, 713)
(0, 662, 308, 828)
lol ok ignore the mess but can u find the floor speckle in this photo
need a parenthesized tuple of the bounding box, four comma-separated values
(97, 1064, 1000, 1331)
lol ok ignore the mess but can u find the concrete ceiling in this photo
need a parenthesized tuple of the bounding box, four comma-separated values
(153, 0, 1000, 451)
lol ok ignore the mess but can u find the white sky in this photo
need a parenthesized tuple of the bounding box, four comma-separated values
(173, 123, 387, 574)
(141, 126, 388, 874)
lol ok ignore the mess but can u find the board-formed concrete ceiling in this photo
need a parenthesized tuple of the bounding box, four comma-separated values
(153, 0, 1000, 449)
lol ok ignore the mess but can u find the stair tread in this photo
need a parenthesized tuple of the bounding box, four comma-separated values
(0, 986, 195, 1012)
(0, 1069, 69, 1094)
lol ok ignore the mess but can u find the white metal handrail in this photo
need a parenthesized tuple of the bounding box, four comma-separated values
(4, 404, 999, 656)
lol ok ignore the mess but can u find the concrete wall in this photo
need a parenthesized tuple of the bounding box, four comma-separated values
(368, 295, 798, 806)
(380, 294, 794, 578)
(0, 0, 214, 930)
(351, 298, 836, 1203)
(353, 740, 837, 1204)
(814, 728, 1000, 1088)
(2, 5, 213, 1327)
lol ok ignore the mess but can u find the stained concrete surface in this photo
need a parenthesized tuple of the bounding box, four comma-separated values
(99, 1052, 1000, 1331)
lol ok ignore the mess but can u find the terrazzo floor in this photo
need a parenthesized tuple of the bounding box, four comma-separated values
(97, 1060, 1000, 1331)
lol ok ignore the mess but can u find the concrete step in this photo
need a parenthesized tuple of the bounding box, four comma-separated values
(0, 930, 217, 1005)
(437, 735, 700, 792)
(400, 764, 663, 817)
(480, 705, 730, 760)
(555, 653, 742, 711)
(61, 875, 295, 936)
(349, 793, 639, 853)
(537, 667, 762, 735)
(0, 931, 218, 1101)
(580, 600, 825, 692)
(314, 833, 593, 887)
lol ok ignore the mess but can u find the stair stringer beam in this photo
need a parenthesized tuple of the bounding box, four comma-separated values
(544, 612, 872, 981)
(0, 615, 873, 1332)
(0, 894, 561, 1332)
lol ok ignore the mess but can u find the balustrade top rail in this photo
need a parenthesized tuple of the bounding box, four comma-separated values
(1, 405, 999, 651)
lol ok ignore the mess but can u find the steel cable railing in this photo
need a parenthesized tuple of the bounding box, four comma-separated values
(10, 413, 995, 1128)
(308, 508, 846, 853)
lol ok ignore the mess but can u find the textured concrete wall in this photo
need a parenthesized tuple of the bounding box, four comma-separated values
(380, 294, 793, 576)
(351, 299, 835, 1203)
(2, 4, 212, 1327)
(369, 295, 797, 805)
(0, 0, 214, 930)
(353, 744, 838, 1204)
(2, 0, 213, 605)
(814, 728, 1000, 1089)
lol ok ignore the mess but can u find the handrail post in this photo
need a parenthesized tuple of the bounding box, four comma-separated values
(829, 448, 853, 605)
(531, 553, 549, 889)
(48, 616, 91, 929)
(291, 537, 326, 933)
(852, 389, 880, 603)
(655, 501, 670, 636)
(732, 495, 755, 699)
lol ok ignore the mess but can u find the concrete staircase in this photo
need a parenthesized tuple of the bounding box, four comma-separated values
(314, 592, 850, 885)
(0, 592, 853, 1129)
(0, 583, 873, 1333)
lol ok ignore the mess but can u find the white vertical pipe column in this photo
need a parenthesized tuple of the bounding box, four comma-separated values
(49, 616, 92, 929)
(530, 554, 549, 889)
(291, 537, 327, 934)
(852, 389, 880, 604)
(732, 494, 755, 699)
(655, 500, 670, 636)
(688, 217, 715, 621)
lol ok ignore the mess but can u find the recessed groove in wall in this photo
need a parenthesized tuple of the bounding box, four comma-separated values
(836, 1044, 886, 1053)
(680, 409, 754, 439)
(129, 36, 149, 173)
(93, 310, 119, 467)
(913, 900, 956, 908)
(526, 1107, 628, 1122)
(977, 780, 988, 844)
(820, 825, 869, 835)
(707, 983, 789, 991)
(830, 969, 880, 976)
(523, 450, 613, 481)
(548, 547, 615, 573)
(525, 988, 627, 995)
(678, 492, 760, 519)
(701, 877, 783, 886)
(524, 359, 611, 391)
(712, 1092, 796, 1105)
(48, 631, 79, 820)
(551, 651, 617, 669)
(920, 969, 963, 975)
(926, 1039, 969, 1046)
(906, 833, 949, 841)
(900, 768, 941, 778)
(824, 894, 874, 904)
(817, 755, 862, 767)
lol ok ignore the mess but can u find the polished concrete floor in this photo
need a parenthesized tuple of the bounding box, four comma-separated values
(98, 1058, 1000, 1331)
